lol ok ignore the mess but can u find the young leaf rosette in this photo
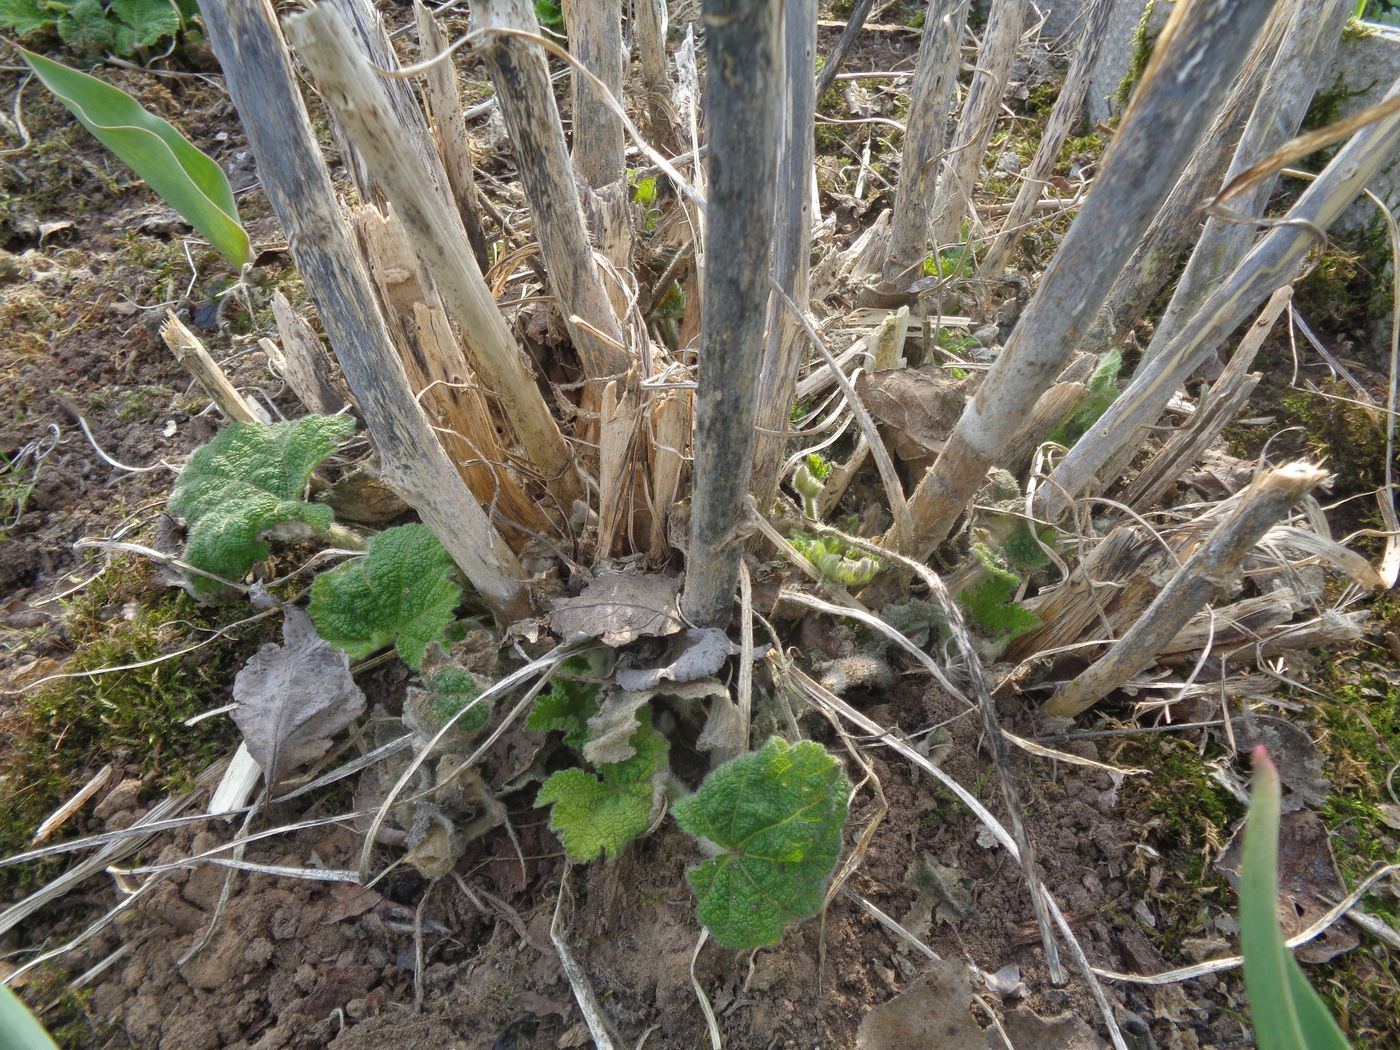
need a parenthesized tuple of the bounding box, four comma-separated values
(673, 737, 850, 949)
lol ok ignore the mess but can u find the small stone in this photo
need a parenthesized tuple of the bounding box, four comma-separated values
(93, 778, 143, 820)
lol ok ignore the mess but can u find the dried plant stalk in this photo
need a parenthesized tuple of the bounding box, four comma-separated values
(1070, 3, 1290, 362)
(881, 0, 969, 284)
(200, 0, 529, 620)
(161, 312, 265, 424)
(470, 0, 630, 381)
(270, 291, 347, 415)
(884, 0, 1278, 560)
(751, 0, 817, 505)
(1044, 461, 1328, 716)
(415, 1, 491, 270)
(648, 390, 691, 561)
(682, 0, 782, 627)
(926, 0, 1027, 257)
(286, 4, 581, 512)
(1137, 0, 1349, 369)
(635, 0, 669, 98)
(351, 206, 554, 541)
(1121, 287, 1291, 512)
(978, 0, 1114, 278)
(563, 0, 625, 189)
(1040, 78, 1400, 520)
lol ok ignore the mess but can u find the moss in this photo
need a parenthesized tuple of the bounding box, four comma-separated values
(1054, 131, 1108, 177)
(1281, 379, 1389, 497)
(1307, 650, 1400, 1044)
(0, 557, 273, 894)
(1115, 0, 1159, 115)
(1025, 82, 1059, 119)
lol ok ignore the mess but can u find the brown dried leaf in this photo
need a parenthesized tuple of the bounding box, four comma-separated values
(1217, 807, 1359, 964)
(232, 605, 366, 788)
(856, 958, 982, 1049)
(854, 365, 966, 464)
(548, 572, 683, 647)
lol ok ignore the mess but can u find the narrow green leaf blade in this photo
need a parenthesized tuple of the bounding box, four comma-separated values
(1240, 747, 1352, 1050)
(19, 48, 251, 268)
(0, 983, 60, 1050)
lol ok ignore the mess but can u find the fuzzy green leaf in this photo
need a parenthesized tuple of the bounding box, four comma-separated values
(168, 416, 355, 592)
(1002, 521, 1058, 572)
(19, 48, 250, 265)
(1240, 748, 1352, 1050)
(958, 545, 1040, 642)
(0, 0, 53, 37)
(526, 657, 606, 748)
(425, 668, 490, 735)
(536, 712, 669, 862)
(111, 0, 182, 50)
(672, 738, 850, 950)
(308, 523, 462, 671)
(1051, 348, 1121, 446)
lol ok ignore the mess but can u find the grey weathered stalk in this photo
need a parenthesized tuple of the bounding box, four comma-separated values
(1071, 3, 1289, 360)
(286, 5, 581, 510)
(883, 0, 1278, 561)
(1044, 462, 1327, 717)
(563, 0, 625, 188)
(198, 0, 530, 621)
(1137, 0, 1348, 369)
(926, 0, 1027, 256)
(1120, 287, 1291, 512)
(415, 1, 491, 271)
(751, 0, 817, 505)
(814, 0, 875, 99)
(978, 0, 1114, 278)
(270, 290, 347, 415)
(635, 0, 669, 98)
(471, 0, 629, 382)
(325, 0, 450, 210)
(1039, 80, 1400, 519)
(882, 0, 971, 284)
(681, 0, 782, 628)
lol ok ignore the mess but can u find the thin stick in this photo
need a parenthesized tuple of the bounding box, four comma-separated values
(160, 311, 266, 424)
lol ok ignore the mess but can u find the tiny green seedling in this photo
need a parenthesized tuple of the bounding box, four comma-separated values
(793, 452, 831, 519)
(790, 530, 882, 588)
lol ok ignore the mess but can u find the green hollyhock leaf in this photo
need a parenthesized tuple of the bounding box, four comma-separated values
(309, 523, 462, 671)
(0, 0, 53, 37)
(111, 0, 182, 50)
(168, 415, 355, 592)
(526, 655, 607, 748)
(426, 667, 489, 735)
(958, 544, 1039, 642)
(672, 737, 850, 950)
(536, 710, 670, 862)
